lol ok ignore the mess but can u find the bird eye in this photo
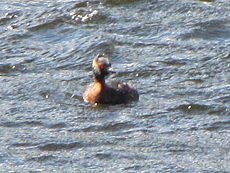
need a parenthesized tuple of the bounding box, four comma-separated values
(100, 64, 105, 69)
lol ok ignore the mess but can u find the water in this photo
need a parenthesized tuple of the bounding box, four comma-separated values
(1, 0, 230, 172)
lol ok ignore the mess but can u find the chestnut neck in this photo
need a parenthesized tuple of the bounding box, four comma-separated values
(93, 66, 109, 85)
(94, 75, 106, 85)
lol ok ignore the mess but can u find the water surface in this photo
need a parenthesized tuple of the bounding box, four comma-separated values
(1, 0, 230, 172)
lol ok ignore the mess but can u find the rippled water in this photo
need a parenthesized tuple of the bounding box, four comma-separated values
(1, 0, 230, 172)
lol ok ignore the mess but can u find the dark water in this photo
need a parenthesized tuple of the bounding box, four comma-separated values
(1, 0, 230, 172)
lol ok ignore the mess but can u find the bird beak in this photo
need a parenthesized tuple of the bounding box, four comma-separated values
(107, 67, 116, 73)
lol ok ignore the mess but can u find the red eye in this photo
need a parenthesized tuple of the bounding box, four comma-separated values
(100, 64, 105, 69)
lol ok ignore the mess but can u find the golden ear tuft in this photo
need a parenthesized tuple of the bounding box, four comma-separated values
(93, 54, 102, 67)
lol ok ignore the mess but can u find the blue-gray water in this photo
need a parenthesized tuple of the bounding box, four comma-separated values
(1, 0, 230, 172)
